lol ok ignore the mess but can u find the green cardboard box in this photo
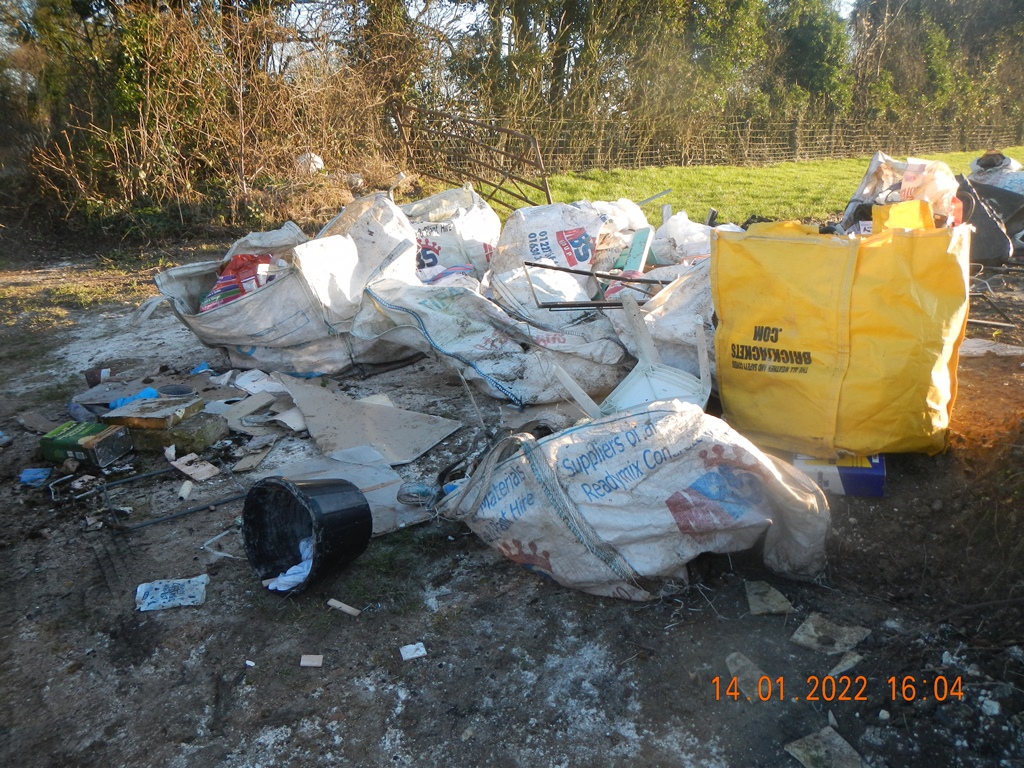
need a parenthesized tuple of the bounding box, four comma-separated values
(40, 421, 134, 467)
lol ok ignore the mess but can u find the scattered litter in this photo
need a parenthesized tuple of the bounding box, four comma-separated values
(40, 422, 133, 467)
(725, 652, 770, 700)
(70, 475, 100, 493)
(209, 370, 236, 387)
(270, 407, 306, 432)
(200, 529, 239, 559)
(232, 434, 277, 472)
(299, 654, 323, 668)
(397, 482, 434, 506)
(784, 726, 862, 768)
(223, 392, 278, 437)
(82, 366, 112, 387)
(327, 598, 361, 617)
(170, 453, 221, 482)
(400, 643, 427, 661)
(135, 574, 210, 611)
(60, 458, 81, 473)
(243, 477, 372, 593)
(178, 480, 194, 501)
(598, 293, 709, 414)
(66, 401, 97, 423)
(245, 659, 255, 668)
(265, 537, 314, 591)
(234, 370, 290, 396)
(164, 445, 176, 462)
(790, 613, 870, 654)
(263, 445, 429, 535)
(156, 383, 197, 398)
(20, 468, 52, 488)
(190, 362, 211, 374)
(827, 652, 864, 677)
(0, 430, 12, 448)
(279, 375, 460, 465)
(109, 386, 160, 410)
(744, 581, 794, 615)
(791, 454, 886, 497)
(101, 395, 204, 429)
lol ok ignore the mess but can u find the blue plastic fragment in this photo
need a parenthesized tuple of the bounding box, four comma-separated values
(109, 387, 160, 410)
(190, 362, 211, 374)
(20, 468, 52, 487)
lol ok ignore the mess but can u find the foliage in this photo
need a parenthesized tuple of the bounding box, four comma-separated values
(1, 0, 1022, 235)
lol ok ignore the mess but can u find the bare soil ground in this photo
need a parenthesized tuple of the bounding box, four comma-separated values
(1, 241, 1024, 767)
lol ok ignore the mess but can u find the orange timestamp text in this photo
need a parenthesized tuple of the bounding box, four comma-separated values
(712, 674, 965, 703)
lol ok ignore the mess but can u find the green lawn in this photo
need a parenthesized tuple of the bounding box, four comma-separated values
(546, 147, 1024, 226)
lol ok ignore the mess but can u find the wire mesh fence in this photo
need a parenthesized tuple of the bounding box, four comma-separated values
(423, 117, 1023, 173)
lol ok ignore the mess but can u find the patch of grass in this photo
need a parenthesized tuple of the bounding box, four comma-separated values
(546, 145, 1024, 226)
(341, 529, 426, 614)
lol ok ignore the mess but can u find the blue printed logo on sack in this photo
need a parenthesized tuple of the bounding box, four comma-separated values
(557, 227, 594, 267)
(416, 237, 441, 270)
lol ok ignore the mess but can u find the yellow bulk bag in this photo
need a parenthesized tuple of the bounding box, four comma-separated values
(711, 220, 970, 457)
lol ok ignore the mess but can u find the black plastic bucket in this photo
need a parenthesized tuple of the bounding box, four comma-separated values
(242, 476, 372, 594)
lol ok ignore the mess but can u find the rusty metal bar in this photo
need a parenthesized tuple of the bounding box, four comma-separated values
(395, 105, 552, 210)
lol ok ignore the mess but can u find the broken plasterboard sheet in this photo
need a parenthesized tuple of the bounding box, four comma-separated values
(959, 338, 1024, 357)
(724, 652, 771, 701)
(828, 652, 864, 677)
(223, 392, 278, 436)
(784, 726, 863, 768)
(279, 375, 461, 465)
(171, 453, 221, 482)
(790, 613, 870, 655)
(235, 369, 290, 395)
(744, 581, 795, 615)
(232, 435, 277, 472)
(263, 446, 431, 535)
(271, 407, 306, 432)
(357, 393, 396, 407)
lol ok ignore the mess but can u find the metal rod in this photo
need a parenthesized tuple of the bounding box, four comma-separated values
(117, 493, 248, 533)
(971, 292, 1018, 327)
(523, 261, 669, 285)
(73, 466, 178, 500)
(967, 318, 1017, 329)
(637, 189, 672, 206)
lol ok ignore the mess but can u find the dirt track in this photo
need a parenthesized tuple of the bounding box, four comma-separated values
(1, 258, 1023, 767)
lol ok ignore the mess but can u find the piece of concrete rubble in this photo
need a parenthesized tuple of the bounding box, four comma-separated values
(725, 652, 770, 700)
(744, 580, 794, 615)
(784, 726, 863, 768)
(828, 652, 864, 676)
(128, 413, 229, 454)
(790, 613, 870, 655)
(100, 396, 204, 430)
